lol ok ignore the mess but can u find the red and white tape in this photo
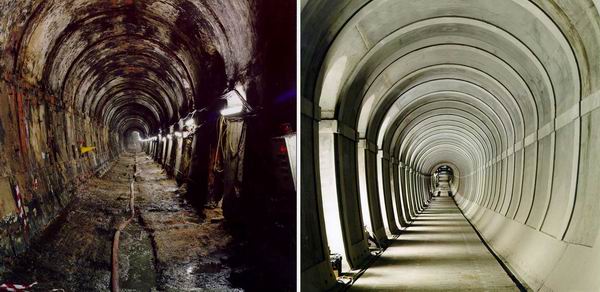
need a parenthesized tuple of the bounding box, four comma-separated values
(0, 282, 37, 291)
(14, 186, 28, 229)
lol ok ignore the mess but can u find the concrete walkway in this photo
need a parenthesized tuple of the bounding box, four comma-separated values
(350, 196, 519, 291)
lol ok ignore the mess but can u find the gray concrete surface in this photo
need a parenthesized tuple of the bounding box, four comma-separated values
(301, 1, 600, 291)
(350, 197, 518, 291)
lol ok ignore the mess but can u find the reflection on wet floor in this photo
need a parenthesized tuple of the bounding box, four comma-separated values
(349, 196, 519, 292)
(119, 222, 156, 291)
(0, 153, 241, 291)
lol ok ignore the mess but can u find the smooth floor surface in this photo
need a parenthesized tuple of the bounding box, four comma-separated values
(350, 197, 519, 291)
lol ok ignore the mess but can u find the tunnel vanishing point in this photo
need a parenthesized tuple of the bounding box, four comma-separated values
(2, 0, 600, 291)
(301, 0, 600, 291)
(0, 0, 296, 291)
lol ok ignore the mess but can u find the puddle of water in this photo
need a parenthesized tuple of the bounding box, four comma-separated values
(159, 260, 242, 292)
(119, 221, 158, 291)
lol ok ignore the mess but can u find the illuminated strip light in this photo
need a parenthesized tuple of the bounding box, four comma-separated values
(138, 136, 157, 142)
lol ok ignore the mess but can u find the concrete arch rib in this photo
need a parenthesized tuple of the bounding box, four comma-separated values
(361, 63, 530, 140)
(299, 0, 600, 291)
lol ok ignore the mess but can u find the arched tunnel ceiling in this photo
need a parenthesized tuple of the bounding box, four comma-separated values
(302, 0, 600, 176)
(1, 0, 257, 136)
(302, 1, 600, 289)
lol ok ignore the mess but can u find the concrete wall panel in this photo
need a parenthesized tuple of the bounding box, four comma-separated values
(391, 161, 408, 228)
(379, 156, 400, 235)
(564, 109, 600, 246)
(541, 120, 579, 238)
(337, 135, 370, 266)
(364, 150, 388, 241)
(301, 117, 328, 270)
(506, 150, 524, 218)
(301, 0, 600, 290)
(526, 135, 554, 229)
(499, 154, 515, 215)
(515, 144, 537, 223)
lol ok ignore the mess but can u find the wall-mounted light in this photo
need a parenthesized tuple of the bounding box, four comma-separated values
(221, 90, 244, 116)
(184, 118, 196, 128)
(220, 85, 253, 117)
(221, 105, 244, 116)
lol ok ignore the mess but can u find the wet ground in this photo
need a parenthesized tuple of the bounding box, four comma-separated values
(0, 152, 240, 291)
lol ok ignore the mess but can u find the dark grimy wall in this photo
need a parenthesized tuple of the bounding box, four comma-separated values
(0, 80, 119, 257)
(0, 3, 296, 284)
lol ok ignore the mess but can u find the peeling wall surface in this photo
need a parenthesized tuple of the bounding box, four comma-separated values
(301, 0, 600, 291)
(0, 1, 296, 288)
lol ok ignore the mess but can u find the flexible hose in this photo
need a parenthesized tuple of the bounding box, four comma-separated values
(111, 156, 137, 292)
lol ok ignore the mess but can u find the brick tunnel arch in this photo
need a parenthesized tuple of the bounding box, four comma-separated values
(301, 1, 600, 291)
(0, 1, 296, 290)
(12, 0, 246, 140)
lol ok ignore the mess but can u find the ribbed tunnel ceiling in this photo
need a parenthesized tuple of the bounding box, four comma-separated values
(301, 1, 600, 290)
(1, 0, 255, 137)
(1, 1, 296, 289)
(308, 0, 594, 177)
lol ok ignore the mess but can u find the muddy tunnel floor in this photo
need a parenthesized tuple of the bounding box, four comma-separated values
(0, 153, 243, 291)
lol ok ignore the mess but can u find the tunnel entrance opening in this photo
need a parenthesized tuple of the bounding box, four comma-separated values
(124, 130, 142, 153)
(434, 165, 454, 197)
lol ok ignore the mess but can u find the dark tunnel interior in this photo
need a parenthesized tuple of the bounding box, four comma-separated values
(0, 0, 296, 290)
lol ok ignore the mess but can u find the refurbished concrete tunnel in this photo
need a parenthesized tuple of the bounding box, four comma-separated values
(301, 0, 600, 291)
(0, 0, 296, 290)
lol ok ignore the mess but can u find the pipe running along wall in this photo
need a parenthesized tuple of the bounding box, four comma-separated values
(0, 4, 297, 286)
(301, 0, 600, 291)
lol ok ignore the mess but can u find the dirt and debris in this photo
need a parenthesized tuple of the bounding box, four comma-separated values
(0, 153, 241, 291)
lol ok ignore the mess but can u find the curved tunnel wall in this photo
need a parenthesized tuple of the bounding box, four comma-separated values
(0, 2, 297, 281)
(0, 0, 253, 257)
(301, 1, 600, 291)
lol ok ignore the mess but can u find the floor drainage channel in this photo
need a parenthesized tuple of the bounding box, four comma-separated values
(111, 156, 159, 291)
